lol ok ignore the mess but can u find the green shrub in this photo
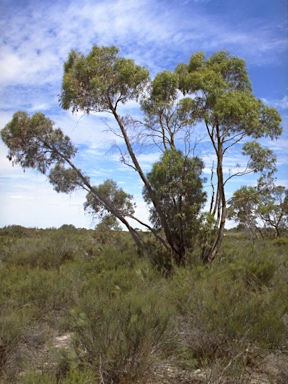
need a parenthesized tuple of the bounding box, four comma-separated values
(0, 225, 31, 238)
(2, 236, 78, 270)
(271, 237, 288, 247)
(226, 259, 277, 290)
(1, 264, 79, 330)
(71, 283, 173, 383)
(0, 305, 48, 382)
(0, 228, 287, 383)
(169, 252, 286, 374)
(12, 270, 77, 323)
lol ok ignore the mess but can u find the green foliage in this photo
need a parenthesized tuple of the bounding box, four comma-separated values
(0, 225, 32, 238)
(0, 109, 146, 256)
(143, 149, 206, 256)
(1, 235, 78, 269)
(257, 185, 288, 237)
(71, 284, 173, 383)
(49, 164, 84, 193)
(150, 70, 179, 105)
(228, 181, 288, 239)
(176, 50, 251, 95)
(227, 185, 260, 240)
(0, 45, 287, 382)
(60, 45, 149, 113)
(1, 111, 77, 174)
(271, 237, 288, 247)
(169, 241, 286, 380)
(242, 141, 277, 175)
(197, 212, 218, 249)
(225, 259, 277, 290)
(174, 49, 282, 262)
(0, 306, 34, 378)
(84, 179, 135, 230)
(0, 227, 287, 383)
(21, 364, 96, 384)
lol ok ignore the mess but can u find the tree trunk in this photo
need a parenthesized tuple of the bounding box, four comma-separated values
(202, 136, 226, 264)
(111, 107, 185, 263)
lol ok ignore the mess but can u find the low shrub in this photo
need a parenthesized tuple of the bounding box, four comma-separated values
(0, 225, 32, 238)
(169, 246, 287, 380)
(271, 237, 288, 247)
(71, 282, 174, 383)
(0, 228, 287, 383)
(2, 236, 78, 270)
(0, 305, 50, 382)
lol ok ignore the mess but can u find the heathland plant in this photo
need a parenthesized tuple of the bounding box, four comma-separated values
(71, 284, 173, 382)
(168, 237, 287, 381)
(0, 228, 287, 383)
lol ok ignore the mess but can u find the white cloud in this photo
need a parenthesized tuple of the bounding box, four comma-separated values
(261, 96, 288, 110)
(9, 195, 33, 200)
(1, 0, 286, 93)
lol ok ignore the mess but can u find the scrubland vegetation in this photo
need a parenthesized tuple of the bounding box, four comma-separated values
(2, 47, 284, 267)
(0, 225, 287, 383)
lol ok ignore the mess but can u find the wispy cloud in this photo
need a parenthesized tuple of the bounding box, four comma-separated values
(1, 0, 286, 91)
(9, 195, 33, 200)
(0, 0, 287, 228)
(261, 96, 288, 110)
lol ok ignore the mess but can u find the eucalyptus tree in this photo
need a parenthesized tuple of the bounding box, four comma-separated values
(1, 46, 201, 265)
(59, 45, 205, 264)
(139, 51, 282, 262)
(257, 184, 288, 238)
(174, 51, 282, 262)
(1, 111, 146, 251)
(1, 45, 283, 265)
(228, 182, 288, 239)
(227, 186, 261, 240)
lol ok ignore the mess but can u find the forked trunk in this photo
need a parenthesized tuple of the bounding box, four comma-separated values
(201, 139, 226, 264)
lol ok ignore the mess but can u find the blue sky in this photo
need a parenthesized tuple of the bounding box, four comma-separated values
(0, 0, 287, 229)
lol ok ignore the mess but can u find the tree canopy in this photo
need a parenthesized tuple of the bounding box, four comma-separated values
(143, 149, 207, 264)
(228, 180, 288, 239)
(175, 50, 282, 261)
(84, 179, 135, 228)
